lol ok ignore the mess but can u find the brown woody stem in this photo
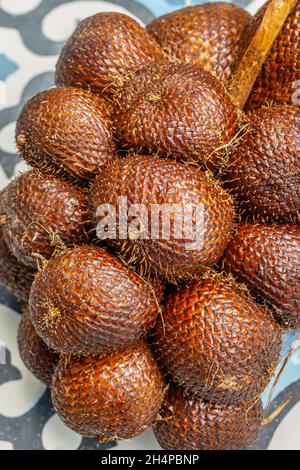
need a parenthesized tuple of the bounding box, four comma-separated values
(262, 393, 293, 426)
(230, 0, 296, 110)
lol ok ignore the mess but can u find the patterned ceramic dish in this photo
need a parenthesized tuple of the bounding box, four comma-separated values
(0, 0, 299, 450)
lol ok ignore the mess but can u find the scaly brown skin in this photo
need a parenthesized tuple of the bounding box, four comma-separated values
(225, 105, 300, 223)
(17, 307, 59, 387)
(0, 232, 35, 301)
(55, 12, 166, 99)
(29, 246, 160, 355)
(89, 155, 235, 283)
(223, 222, 300, 329)
(152, 276, 282, 404)
(154, 384, 263, 450)
(246, 1, 300, 110)
(113, 63, 238, 170)
(0, 171, 89, 268)
(147, 2, 252, 82)
(51, 342, 166, 439)
(16, 87, 117, 184)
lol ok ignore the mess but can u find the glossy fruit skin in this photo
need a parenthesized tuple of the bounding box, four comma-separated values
(113, 63, 238, 170)
(0, 232, 35, 301)
(152, 276, 282, 404)
(0, 171, 89, 268)
(52, 341, 165, 439)
(226, 105, 300, 222)
(223, 222, 300, 329)
(55, 13, 165, 98)
(29, 245, 160, 355)
(246, 1, 300, 110)
(16, 87, 117, 184)
(147, 2, 251, 82)
(89, 155, 235, 282)
(18, 308, 59, 387)
(155, 384, 263, 450)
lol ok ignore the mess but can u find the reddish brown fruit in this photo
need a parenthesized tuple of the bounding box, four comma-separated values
(246, 1, 300, 110)
(52, 342, 166, 439)
(155, 384, 263, 450)
(89, 155, 235, 282)
(17, 307, 59, 387)
(225, 105, 300, 222)
(29, 246, 160, 355)
(55, 13, 165, 98)
(152, 275, 282, 404)
(16, 87, 117, 184)
(223, 222, 300, 329)
(147, 3, 252, 82)
(113, 63, 238, 170)
(0, 171, 89, 268)
(0, 231, 35, 301)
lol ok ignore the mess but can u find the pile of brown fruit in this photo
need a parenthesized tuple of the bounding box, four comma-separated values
(0, 1, 299, 450)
